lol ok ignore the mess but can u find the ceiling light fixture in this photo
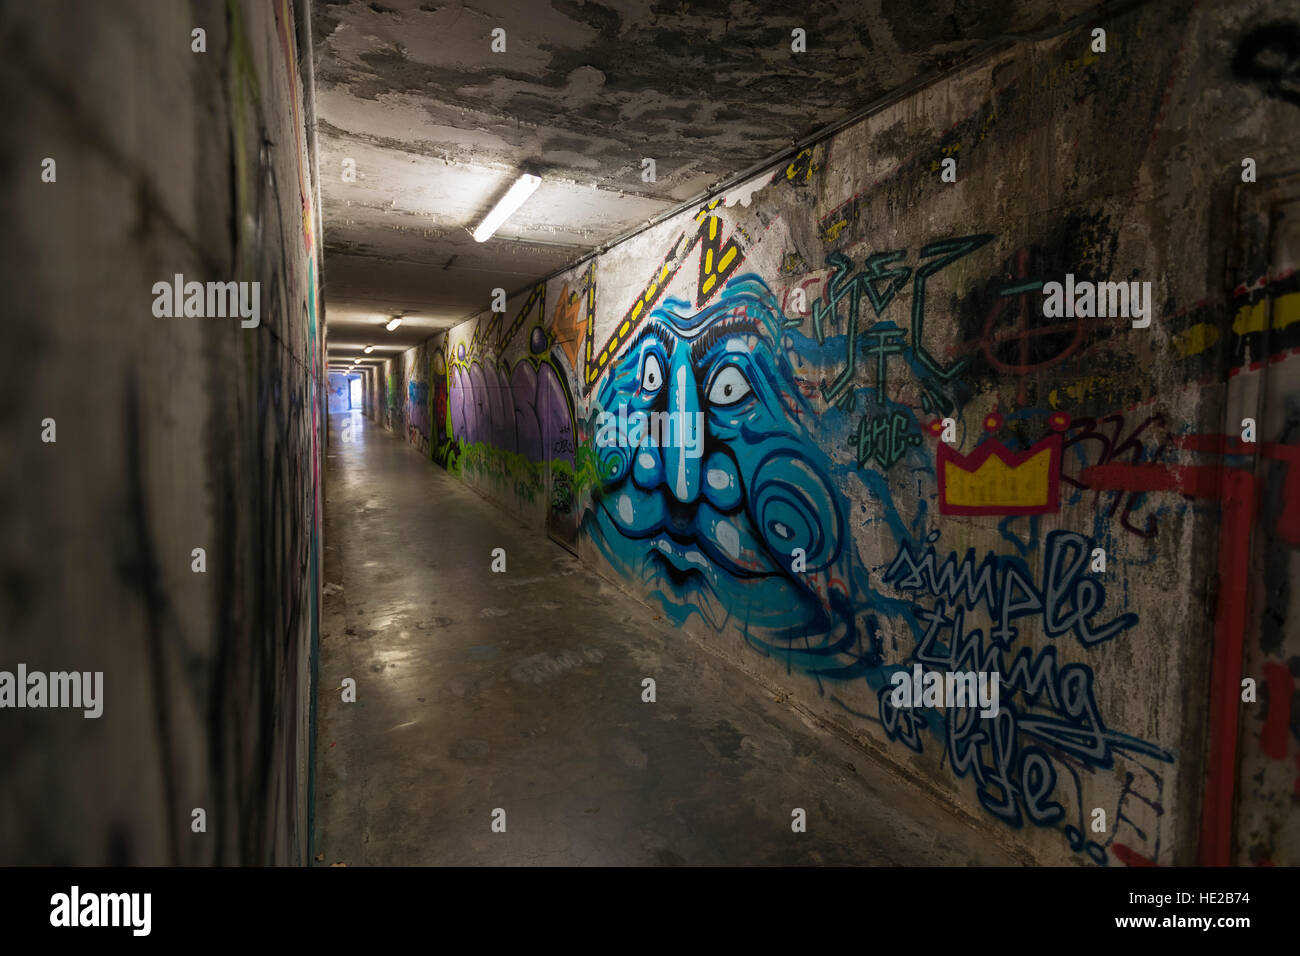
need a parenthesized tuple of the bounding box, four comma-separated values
(364, 345, 374, 354)
(473, 172, 542, 243)
(385, 317, 402, 332)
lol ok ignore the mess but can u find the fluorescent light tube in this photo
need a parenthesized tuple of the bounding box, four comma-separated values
(386, 317, 402, 331)
(473, 173, 541, 243)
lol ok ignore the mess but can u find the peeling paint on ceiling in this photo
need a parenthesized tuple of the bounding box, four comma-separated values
(315, 0, 1102, 359)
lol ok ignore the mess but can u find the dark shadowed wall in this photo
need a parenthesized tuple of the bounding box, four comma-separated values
(0, 0, 324, 865)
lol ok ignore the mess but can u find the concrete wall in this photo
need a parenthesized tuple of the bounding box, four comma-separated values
(363, 367, 379, 421)
(380, 0, 1300, 866)
(0, 0, 324, 864)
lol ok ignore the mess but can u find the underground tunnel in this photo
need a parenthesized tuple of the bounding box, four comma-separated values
(0, 0, 1296, 934)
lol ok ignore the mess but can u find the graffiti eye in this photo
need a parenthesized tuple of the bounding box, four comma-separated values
(708, 366, 752, 406)
(641, 353, 664, 392)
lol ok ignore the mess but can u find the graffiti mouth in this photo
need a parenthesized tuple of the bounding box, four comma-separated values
(597, 496, 780, 581)
(647, 536, 715, 579)
(643, 547, 734, 632)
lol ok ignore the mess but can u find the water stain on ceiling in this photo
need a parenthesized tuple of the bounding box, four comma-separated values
(314, 0, 1101, 362)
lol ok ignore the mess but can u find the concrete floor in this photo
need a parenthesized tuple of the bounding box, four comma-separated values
(313, 410, 1017, 866)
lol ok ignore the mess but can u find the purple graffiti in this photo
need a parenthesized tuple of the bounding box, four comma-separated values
(449, 356, 573, 464)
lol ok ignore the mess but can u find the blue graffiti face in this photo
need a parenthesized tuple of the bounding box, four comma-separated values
(586, 276, 870, 663)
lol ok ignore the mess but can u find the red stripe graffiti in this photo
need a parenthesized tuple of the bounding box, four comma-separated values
(1080, 458, 1252, 867)
(1080, 428, 1300, 865)
(1261, 661, 1294, 761)
(1062, 412, 1172, 537)
(1110, 842, 1158, 867)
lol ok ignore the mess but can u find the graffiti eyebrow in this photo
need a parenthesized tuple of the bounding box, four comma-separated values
(626, 319, 675, 357)
(691, 317, 761, 364)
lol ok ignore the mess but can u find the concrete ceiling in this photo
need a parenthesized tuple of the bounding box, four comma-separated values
(313, 0, 1103, 362)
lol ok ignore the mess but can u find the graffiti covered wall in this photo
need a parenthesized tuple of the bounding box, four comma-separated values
(0, 0, 324, 864)
(381, 1, 1300, 865)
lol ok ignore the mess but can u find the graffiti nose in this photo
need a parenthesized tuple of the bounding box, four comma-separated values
(662, 359, 701, 504)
